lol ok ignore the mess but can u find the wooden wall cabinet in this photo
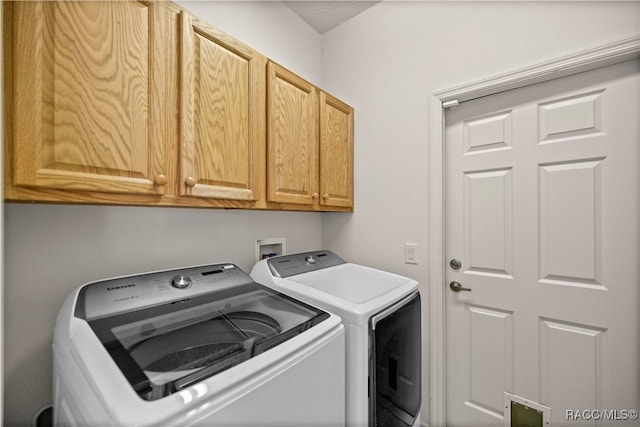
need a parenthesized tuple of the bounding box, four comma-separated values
(180, 12, 265, 203)
(8, 1, 171, 196)
(267, 61, 354, 211)
(319, 92, 354, 209)
(266, 61, 319, 206)
(5, 1, 353, 212)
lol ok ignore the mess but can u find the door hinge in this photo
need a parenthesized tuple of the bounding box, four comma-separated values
(442, 99, 459, 109)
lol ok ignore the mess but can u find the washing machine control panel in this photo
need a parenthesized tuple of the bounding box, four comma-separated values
(75, 263, 253, 320)
(268, 250, 346, 278)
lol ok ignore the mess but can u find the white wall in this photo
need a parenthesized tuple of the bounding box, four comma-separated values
(2, 2, 321, 425)
(319, 2, 640, 424)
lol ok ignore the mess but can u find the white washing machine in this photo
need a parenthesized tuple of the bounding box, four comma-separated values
(53, 262, 345, 426)
(251, 250, 421, 427)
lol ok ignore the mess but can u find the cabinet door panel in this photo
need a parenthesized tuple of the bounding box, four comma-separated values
(180, 12, 264, 201)
(267, 62, 318, 205)
(320, 92, 354, 208)
(12, 1, 168, 194)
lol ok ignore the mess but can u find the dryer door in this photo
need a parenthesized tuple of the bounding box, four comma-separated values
(369, 292, 421, 427)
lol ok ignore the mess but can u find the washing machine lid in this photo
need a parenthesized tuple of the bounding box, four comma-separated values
(74, 264, 329, 401)
(265, 252, 418, 325)
(290, 264, 413, 304)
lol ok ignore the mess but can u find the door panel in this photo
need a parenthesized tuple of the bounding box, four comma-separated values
(445, 60, 639, 427)
(464, 168, 513, 278)
(539, 159, 604, 288)
(319, 92, 354, 208)
(180, 12, 264, 200)
(267, 61, 318, 205)
(463, 110, 512, 154)
(466, 305, 514, 417)
(13, 1, 169, 195)
(538, 90, 604, 142)
(539, 318, 605, 413)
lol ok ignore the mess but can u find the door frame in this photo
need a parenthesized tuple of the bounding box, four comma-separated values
(427, 35, 640, 427)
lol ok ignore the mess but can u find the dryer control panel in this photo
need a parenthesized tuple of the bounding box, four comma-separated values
(267, 250, 346, 278)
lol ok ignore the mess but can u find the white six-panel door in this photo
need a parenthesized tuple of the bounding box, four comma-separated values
(445, 60, 639, 427)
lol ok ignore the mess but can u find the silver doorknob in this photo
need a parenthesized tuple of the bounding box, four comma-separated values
(449, 281, 471, 292)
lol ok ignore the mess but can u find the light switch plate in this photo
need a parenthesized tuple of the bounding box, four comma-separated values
(405, 243, 418, 265)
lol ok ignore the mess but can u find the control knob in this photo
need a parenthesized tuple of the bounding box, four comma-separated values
(171, 274, 192, 289)
(305, 255, 317, 265)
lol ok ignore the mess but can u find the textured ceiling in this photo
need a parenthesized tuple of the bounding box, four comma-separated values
(284, 1, 380, 34)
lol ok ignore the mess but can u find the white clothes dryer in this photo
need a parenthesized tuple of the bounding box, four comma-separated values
(251, 250, 421, 427)
(53, 262, 345, 426)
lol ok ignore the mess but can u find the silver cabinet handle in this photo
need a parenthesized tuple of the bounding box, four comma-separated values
(449, 281, 471, 292)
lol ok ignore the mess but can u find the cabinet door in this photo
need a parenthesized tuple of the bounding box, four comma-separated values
(180, 12, 265, 201)
(319, 92, 354, 209)
(267, 61, 319, 206)
(11, 1, 169, 195)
